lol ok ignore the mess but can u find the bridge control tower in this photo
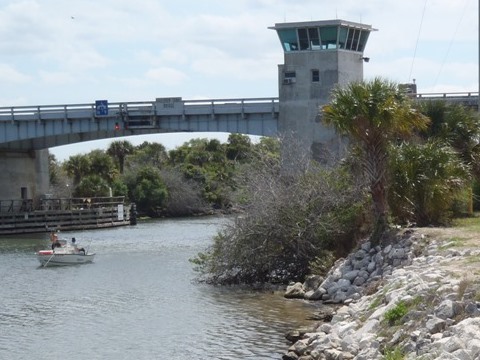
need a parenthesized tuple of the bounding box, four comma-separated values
(269, 19, 375, 160)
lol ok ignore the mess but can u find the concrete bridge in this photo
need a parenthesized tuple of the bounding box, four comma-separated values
(0, 96, 280, 205)
(0, 97, 279, 151)
(0, 91, 475, 151)
(0, 91, 475, 204)
(413, 91, 479, 110)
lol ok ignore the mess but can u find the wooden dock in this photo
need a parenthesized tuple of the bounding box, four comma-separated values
(0, 197, 135, 235)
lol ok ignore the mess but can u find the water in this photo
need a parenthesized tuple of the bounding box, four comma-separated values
(0, 216, 317, 360)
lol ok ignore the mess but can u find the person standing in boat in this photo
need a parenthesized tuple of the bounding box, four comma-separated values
(50, 231, 61, 250)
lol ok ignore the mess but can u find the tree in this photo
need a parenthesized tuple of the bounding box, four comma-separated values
(159, 168, 207, 216)
(88, 150, 118, 183)
(127, 142, 168, 170)
(322, 77, 429, 242)
(63, 154, 91, 186)
(74, 174, 111, 197)
(226, 134, 253, 162)
(420, 101, 480, 178)
(126, 167, 168, 217)
(48, 153, 60, 186)
(107, 140, 134, 174)
(389, 140, 470, 226)
(169, 138, 235, 208)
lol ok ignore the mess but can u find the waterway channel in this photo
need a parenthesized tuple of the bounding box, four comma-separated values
(0, 216, 317, 360)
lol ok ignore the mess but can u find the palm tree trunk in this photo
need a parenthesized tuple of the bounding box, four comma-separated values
(370, 180, 388, 244)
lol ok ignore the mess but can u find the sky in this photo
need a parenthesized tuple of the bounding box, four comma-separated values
(0, 0, 477, 160)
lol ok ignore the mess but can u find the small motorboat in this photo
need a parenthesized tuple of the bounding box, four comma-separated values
(37, 238, 95, 267)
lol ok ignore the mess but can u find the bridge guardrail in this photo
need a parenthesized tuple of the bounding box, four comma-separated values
(413, 91, 478, 98)
(1, 92, 475, 120)
(0, 97, 280, 122)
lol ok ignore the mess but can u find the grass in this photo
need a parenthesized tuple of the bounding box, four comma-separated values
(383, 296, 424, 326)
(418, 213, 480, 251)
(457, 276, 472, 300)
(384, 301, 408, 326)
(439, 236, 465, 249)
(452, 214, 480, 231)
(384, 346, 405, 360)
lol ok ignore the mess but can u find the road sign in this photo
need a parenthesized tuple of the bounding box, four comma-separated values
(95, 100, 108, 116)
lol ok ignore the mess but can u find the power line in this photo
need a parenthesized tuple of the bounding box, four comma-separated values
(409, 0, 428, 83)
(433, 0, 469, 87)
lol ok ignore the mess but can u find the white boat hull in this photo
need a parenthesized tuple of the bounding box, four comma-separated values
(37, 250, 95, 267)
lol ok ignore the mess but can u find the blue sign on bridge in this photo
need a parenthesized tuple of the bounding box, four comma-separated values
(95, 100, 108, 116)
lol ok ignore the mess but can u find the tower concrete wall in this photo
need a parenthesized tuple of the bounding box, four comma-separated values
(278, 50, 365, 160)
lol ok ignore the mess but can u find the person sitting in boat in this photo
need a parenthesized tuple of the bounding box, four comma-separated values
(50, 231, 61, 250)
(71, 237, 86, 255)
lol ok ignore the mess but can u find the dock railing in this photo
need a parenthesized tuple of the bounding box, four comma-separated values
(0, 196, 132, 235)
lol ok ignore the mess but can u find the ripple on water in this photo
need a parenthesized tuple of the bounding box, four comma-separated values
(0, 218, 316, 360)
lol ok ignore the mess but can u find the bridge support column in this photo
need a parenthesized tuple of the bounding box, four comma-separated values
(0, 149, 49, 205)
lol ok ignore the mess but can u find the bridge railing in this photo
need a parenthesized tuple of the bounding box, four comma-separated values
(414, 91, 478, 99)
(1, 93, 475, 122)
(0, 97, 280, 122)
(0, 102, 157, 121)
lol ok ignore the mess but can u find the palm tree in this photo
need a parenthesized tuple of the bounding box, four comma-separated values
(420, 101, 480, 178)
(322, 77, 429, 242)
(63, 154, 91, 186)
(107, 140, 134, 174)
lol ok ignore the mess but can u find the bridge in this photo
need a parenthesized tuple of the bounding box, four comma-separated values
(0, 92, 476, 151)
(411, 91, 479, 110)
(0, 93, 478, 205)
(0, 97, 279, 151)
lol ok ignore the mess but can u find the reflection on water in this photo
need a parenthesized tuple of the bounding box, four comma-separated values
(0, 217, 317, 360)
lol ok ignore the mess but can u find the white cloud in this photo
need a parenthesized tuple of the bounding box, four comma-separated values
(0, 0, 476, 106)
(0, 64, 31, 83)
(39, 71, 75, 85)
(145, 67, 189, 86)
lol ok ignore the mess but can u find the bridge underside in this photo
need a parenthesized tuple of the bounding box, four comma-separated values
(1, 113, 279, 152)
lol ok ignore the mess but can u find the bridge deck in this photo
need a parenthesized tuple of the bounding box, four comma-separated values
(0, 92, 477, 150)
(0, 97, 280, 150)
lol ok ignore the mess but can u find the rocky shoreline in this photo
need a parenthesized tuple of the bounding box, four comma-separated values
(282, 228, 480, 359)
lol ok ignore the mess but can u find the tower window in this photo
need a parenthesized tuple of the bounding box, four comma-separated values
(298, 28, 309, 50)
(320, 26, 338, 49)
(278, 29, 299, 51)
(312, 70, 320, 82)
(308, 28, 321, 50)
(283, 71, 296, 84)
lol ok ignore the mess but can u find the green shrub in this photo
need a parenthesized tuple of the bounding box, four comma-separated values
(384, 301, 408, 326)
(384, 346, 405, 360)
(388, 140, 470, 226)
